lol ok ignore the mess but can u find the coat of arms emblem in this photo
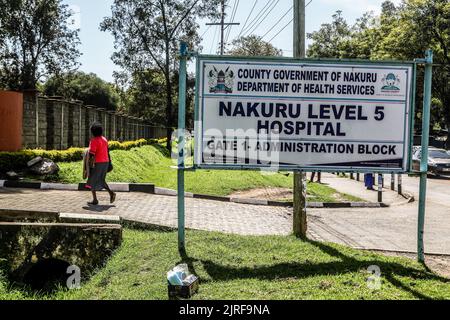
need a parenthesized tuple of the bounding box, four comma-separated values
(208, 67, 234, 94)
(381, 73, 400, 91)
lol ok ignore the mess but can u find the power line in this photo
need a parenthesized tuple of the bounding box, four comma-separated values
(210, 25, 218, 54)
(225, 0, 240, 43)
(206, 0, 240, 55)
(200, 25, 212, 39)
(267, 0, 313, 43)
(241, 0, 274, 36)
(261, 5, 292, 39)
(237, 0, 258, 39)
(245, 0, 280, 36)
(268, 18, 293, 43)
(242, 0, 276, 36)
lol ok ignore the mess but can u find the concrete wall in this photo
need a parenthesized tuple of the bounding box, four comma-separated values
(20, 92, 167, 150)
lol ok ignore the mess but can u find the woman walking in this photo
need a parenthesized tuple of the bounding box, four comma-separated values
(86, 122, 116, 205)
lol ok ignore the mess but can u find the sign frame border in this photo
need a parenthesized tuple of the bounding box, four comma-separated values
(193, 54, 417, 174)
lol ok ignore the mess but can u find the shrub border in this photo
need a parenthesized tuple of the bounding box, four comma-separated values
(0, 138, 167, 171)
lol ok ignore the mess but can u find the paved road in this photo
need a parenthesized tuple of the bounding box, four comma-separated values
(318, 173, 408, 205)
(401, 174, 450, 207)
(311, 174, 450, 253)
(0, 175, 449, 254)
(0, 188, 293, 236)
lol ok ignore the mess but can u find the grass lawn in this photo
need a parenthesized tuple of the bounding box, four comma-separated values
(40, 144, 363, 202)
(1, 228, 448, 300)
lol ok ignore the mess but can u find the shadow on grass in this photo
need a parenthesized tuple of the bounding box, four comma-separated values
(180, 239, 448, 300)
(151, 143, 171, 158)
(179, 248, 199, 280)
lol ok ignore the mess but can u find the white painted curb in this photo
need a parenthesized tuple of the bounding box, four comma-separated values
(308, 202, 324, 208)
(154, 187, 193, 197)
(41, 183, 78, 191)
(230, 198, 268, 205)
(110, 183, 130, 192)
(350, 202, 381, 208)
(155, 187, 177, 196)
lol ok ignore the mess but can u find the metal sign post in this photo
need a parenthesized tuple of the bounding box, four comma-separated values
(177, 42, 188, 253)
(417, 49, 433, 263)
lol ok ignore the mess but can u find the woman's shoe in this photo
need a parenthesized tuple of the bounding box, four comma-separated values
(88, 200, 99, 205)
(110, 192, 116, 204)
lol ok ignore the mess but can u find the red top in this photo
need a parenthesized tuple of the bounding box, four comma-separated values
(89, 136, 109, 163)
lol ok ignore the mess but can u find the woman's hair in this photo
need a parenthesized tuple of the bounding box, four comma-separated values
(90, 122, 103, 137)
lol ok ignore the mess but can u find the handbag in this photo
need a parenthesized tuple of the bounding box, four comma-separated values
(107, 145, 113, 173)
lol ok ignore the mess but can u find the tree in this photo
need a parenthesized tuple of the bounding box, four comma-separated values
(307, 1, 450, 148)
(115, 69, 196, 128)
(345, 12, 379, 59)
(115, 69, 174, 125)
(307, 11, 352, 58)
(306, 5, 398, 60)
(101, 0, 220, 149)
(376, 0, 450, 147)
(0, 0, 81, 90)
(43, 72, 120, 111)
(228, 35, 283, 57)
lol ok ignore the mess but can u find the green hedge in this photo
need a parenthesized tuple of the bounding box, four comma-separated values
(0, 138, 167, 172)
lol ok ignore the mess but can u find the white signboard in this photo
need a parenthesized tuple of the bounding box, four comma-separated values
(194, 57, 414, 172)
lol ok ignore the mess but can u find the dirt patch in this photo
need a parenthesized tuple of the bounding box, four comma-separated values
(368, 250, 450, 279)
(332, 193, 347, 202)
(229, 188, 293, 201)
(425, 256, 450, 278)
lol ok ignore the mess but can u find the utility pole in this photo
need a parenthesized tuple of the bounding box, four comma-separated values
(293, 0, 306, 58)
(293, 0, 307, 239)
(220, 0, 225, 55)
(206, 0, 240, 55)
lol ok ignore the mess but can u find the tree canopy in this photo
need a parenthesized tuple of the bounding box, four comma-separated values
(228, 35, 283, 57)
(115, 69, 195, 127)
(101, 0, 220, 148)
(0, 0, 81, 90)
(307, 0, 450, 147)
(43, 71, 120, 111)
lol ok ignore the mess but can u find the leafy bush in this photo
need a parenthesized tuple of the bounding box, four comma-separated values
(0, 138, 167, 172)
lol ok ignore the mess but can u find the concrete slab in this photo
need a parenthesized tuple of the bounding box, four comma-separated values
(59, 212, 121, 224)
(0, 208, 59, 222)
(0, 222, 122, 283)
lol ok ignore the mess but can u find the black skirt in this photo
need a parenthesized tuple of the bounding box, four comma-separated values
(86, 162, 109, 191)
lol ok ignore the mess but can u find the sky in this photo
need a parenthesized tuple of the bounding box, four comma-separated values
(62, 0, 402, 83)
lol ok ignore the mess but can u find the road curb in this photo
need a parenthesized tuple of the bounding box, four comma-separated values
(340, 175, 416, 205)
(388, 191, 415, 206)
(0, 180, 387, 208)
(150, 188, 387, 208)
(0, 180, 156, 194)
(2, 180, 42, 189)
